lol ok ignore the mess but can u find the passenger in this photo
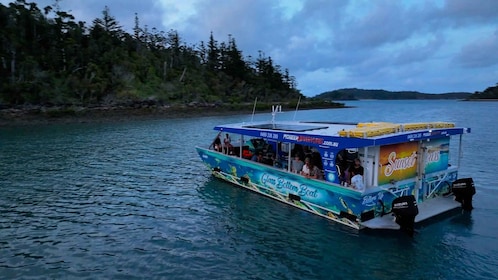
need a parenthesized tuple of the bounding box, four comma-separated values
(301, 157, 320, 179)
(223, 133, 233, 154)
(336, 150, 348, 185)
(348, 158, 364, 185)
(291, 154, 304, 173)
(267, 153, 277, 166)
(349, 158, 364, 178)
(251, 152, 264, 163)
(351, 174, 365, 192)
(213, 134, 222, 152)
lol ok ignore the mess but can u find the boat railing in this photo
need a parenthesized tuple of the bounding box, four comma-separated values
(378, 184, 411, 198)
(424, 169, 456, 199)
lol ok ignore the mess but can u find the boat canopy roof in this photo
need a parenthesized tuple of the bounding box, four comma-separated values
(214, 121, 470, 150)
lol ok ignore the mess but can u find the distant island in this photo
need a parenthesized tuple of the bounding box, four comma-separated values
(314, 88, 471, 100)
(314, 84, 498, 101)
(466, 84, 498, 100)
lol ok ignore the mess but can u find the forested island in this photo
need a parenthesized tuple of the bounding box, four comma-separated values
(314, 89, 472, 100)
(466, 84, 498, 100)
(314, 85, 498, 101)
(0, 1, 344, 123)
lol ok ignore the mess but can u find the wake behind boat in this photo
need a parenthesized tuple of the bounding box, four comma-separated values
(196, 106, 475, 234)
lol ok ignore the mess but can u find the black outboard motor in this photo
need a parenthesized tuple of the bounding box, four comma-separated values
(452, 178, 476, 211)
(392, 195, 419, 236)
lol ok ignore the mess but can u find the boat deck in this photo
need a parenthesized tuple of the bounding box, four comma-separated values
(360, 196, 461, 230)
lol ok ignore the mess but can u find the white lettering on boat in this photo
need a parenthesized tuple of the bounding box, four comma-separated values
(407, 133, 422, 139)
(322, 140, 339, 147)
(362, 192, 384, 207)
(260, 173, 318, 198)
(384, 151, 417, 177)
(260, 132, 279, 139)
(426, 150, 440, 163)
(394, 201, 408, 208)
(283, 134, 299, 141)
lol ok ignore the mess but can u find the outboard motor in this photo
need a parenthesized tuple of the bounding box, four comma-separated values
(452, 178, 476, 211)
(392, 195, 419, 236)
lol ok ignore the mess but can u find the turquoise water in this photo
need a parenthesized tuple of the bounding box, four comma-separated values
(1, 100, 497, 279)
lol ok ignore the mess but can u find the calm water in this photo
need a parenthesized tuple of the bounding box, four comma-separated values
(1, 100, 497, 280)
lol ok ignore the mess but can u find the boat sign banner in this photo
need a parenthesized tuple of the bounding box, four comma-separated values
(423, 138, 450, 174)
(378, 142, 418, 185)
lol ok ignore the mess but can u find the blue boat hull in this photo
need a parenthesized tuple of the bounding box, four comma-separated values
(196, 147, 403, 229)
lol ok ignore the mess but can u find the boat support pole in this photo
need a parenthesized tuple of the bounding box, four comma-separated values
(240, 135, 244, 158)
(287, 143, 292, 172)
(293, 96, 301, 121)
(251, 97, 257, 123)
(373, 148, 379, 187)
(363, 147, 368, 187)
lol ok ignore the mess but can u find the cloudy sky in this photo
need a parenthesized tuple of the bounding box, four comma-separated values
(4, 0, 498, 96)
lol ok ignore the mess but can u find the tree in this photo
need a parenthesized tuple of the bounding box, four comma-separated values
(0, 1, 304, 107)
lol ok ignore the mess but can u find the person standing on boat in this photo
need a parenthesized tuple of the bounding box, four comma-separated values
(301, 157, 320, 179)
(291, 154, 304, 173)
(213, 135, 222, 152)
(223, 133, 232, 154)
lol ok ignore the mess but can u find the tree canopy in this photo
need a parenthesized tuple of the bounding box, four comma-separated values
(0, 1, 303, 107)
(468, 84, 498, 100)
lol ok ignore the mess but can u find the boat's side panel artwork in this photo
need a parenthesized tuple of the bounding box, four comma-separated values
(422, 138, 450, 174)
(378, 141, 419, 186)
(196, 147, 399, 228)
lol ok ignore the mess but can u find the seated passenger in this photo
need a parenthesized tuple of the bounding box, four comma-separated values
(300, 157, 320, 179)
(351, 174, 365, 192)
(291, 154, 304, 173)
(348, 158, 364, 183)
(251, 152, 264, 163)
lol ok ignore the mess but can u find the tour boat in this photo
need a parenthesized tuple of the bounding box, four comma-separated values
(195, 106, 475, 233)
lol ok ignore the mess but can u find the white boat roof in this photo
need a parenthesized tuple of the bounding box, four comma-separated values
(214, 120, 470, 149)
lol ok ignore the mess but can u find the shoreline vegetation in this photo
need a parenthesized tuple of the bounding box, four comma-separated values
(0, 100, 347, 126)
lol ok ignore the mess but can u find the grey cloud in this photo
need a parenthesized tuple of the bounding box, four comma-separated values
(455, 28, 498, 68)
(441, 0, 498, 24)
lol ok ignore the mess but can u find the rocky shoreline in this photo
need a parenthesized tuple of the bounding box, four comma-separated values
(0, 101, 347, 126)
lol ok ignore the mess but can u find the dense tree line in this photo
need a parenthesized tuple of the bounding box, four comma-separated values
(468, 83, 498, 99)
(0, 1, 303, 108)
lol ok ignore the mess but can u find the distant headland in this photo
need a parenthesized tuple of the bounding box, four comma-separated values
(313, 87, 498, 101)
